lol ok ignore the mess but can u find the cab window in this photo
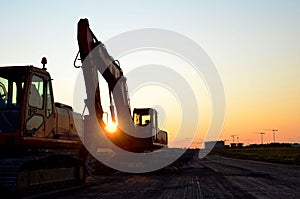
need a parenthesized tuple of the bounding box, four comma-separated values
(0, 77, 23, 109)
(28, 75, 44, 109)
(134, 113, 151, 126)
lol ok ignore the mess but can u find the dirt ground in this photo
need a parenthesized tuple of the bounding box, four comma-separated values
(38, 153, 300, 199)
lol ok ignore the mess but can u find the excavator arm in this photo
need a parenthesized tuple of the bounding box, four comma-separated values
(77, 18, 132, 129)
(77, 19, 104, 122)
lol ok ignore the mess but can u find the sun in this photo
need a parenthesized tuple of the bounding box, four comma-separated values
(105, 122, 118, 133)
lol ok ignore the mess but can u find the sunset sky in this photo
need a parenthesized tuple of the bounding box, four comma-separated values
(0, 1, 299, 147)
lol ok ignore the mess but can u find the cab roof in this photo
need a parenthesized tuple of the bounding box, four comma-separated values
(0, 66, 50, 78)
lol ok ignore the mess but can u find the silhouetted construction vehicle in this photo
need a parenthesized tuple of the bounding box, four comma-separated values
(76, 18, 168, 152)
(0, 64, 86, 195)
(0, 18, 167, 195)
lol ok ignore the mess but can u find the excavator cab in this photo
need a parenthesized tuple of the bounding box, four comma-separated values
(0, 65, 82, 147)
(0, 66, 56, 144)
(133, 108, 168, 147)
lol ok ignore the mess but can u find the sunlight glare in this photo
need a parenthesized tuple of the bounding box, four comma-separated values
(105, 122, 118, 133)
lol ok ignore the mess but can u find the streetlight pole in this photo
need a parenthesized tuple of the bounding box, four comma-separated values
(260, 132, 265, 145)
(272, 129, 278, 143)
(231, 135, 237, 143)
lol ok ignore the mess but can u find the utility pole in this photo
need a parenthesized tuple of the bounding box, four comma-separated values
(271, 129, 278, 143)
(259, 132, 265, 145)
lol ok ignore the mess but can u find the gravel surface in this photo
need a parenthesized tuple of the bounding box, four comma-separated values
(38, 154, 300, 199)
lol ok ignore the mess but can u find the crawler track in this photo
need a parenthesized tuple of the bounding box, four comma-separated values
(0, 153, 86, 198)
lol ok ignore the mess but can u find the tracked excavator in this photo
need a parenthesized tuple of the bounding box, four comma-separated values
(0, 63, 86, 196)
(0, 18, 167, 195)
(75, 18, 168, 152)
